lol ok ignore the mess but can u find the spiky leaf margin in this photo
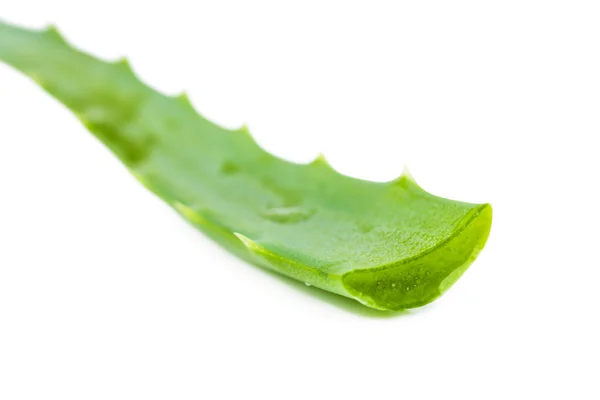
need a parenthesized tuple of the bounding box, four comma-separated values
(0, 21, 492, 311)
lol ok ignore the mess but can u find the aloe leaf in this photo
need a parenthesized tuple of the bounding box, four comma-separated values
(0, 21, 492, 311)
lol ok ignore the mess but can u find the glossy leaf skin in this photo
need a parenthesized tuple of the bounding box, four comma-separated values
(0, 22, 492, 311)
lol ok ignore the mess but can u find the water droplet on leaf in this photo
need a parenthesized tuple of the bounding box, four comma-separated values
(262, 206, 314, 223)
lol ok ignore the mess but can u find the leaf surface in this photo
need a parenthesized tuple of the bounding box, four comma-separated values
(0, 21, 492, 311)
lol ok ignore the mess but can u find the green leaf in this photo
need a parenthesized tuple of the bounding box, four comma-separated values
(0, 21, 492, 311)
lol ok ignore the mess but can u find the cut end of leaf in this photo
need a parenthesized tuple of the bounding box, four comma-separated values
(342, 203, 492, 311)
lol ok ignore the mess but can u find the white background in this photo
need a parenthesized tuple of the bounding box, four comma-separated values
(1, 1, 599, 399)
